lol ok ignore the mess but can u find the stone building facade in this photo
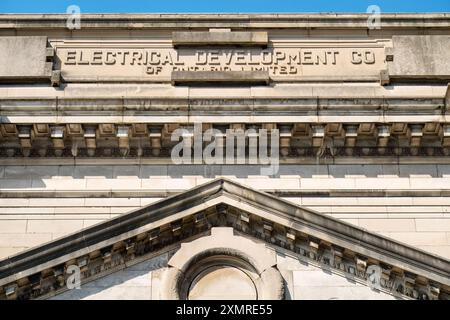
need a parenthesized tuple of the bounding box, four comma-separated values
(0, 13, 449, 300)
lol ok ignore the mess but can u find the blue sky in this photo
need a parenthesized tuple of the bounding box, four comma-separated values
(1, 0, 449, 13)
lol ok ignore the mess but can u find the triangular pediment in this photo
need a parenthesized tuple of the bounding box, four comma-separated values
(0, 178, 449, 300)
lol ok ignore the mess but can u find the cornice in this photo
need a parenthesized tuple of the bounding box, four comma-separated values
(0, 14, 449, 30)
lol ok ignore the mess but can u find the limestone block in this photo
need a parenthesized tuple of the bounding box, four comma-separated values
(0, 36, 52, 80)
(357, 197, 413, 205)
(382, 232, 448, 246)
(282, 197, 302, 205)
(330, 206, 388, 214)
(189, 87, 252, 98)
(127, 253, 168, 271)
(353, 178, 410, 190)
(293, 286, 395, 300)
(32, 179, 86, 190)
(27, 219, 84, 234)
(0, 220, 27, 233)
(300, 178, 355, 190)
(0, 198, 30, 207)
(73, 166, 114, 178)
(415, 219, 450, 232)
(51, 233, 76, 240)
(82, 219, 107, 228)
(83, 270, 151, 288)
(84, 198, 141, 207)
(293, 270, 362, 287)
(139, 165, 168, 178)
(85, 178, 141, 190)
(0, 233, 52, 247)
(410, 178, 450, 189)
(386, 206, 444, 213)
(28, 198, 85, 207)
(381, 164, 400, 176)
(300, 197, 359, 206)
(311, 84, 378, 98)
(243, 177, 300, 190)
(437, 165, 450, 178)
(328, 164, 383, 178)
(276, 254, 313, 271)
(168, 227, 276, 274)
(388, 36, 450, 79)
(0, 207, 55, 214)
(340, 219, 359, 226)
(51, 255, 168, 300)
(150, 268, 166, 300)
(333, 215, 391, 221)
(0, 247, 27, 259)
(219, 165, 264, 177)
(291, 269, 396, 299)
(306, 206, 332, 213)
(26, 166, 60, 178)
(141, 178, 197, 190)
(166, 165, 207, 177)
(416, 246, 450, 259)
(112, 166, 140, 178)
(388, 213, 445, 219)
(53, 286, 152, 300)
(278, 165, 329, 177)
(140, 198, 163, 206)
(358, 218, 416, 232)
(172, 31, 268, 46)
(110, 207, 138, 214)
(54, 207, 111, 214)
(0, 179, 32, 189)
(28, 214, 110, 221)
(171, 70, 269, 85)
(412, 197, 450, 205)
(399, 164, 438, 177)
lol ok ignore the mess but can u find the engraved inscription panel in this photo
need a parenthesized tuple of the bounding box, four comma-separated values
(55, 40, 388, 82)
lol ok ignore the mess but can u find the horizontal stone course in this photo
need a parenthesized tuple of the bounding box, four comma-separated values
(172, 31, 268, 46)
(26, 219, 84, 234)
(358, 218, 416, 232)
(0, 36, 51, 80)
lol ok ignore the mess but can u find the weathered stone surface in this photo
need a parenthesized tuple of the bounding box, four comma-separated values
(172, 31, 268, 46)
(171, 70, 269, 85)
(388, 36, 450, 79)
(51, 254, 166, 300)
(0, 36, 51, 80)
(1, 14, 450, 301)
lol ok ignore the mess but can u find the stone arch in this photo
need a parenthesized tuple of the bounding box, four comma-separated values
(160, 227, 284, 300)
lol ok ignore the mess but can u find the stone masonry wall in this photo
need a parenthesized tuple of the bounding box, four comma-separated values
(1, 164, 449, 259)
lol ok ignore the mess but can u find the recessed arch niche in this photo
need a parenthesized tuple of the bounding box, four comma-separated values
(160, 227, 285, 300)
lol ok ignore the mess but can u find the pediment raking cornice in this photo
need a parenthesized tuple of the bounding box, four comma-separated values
(0, 178, 449, 300)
